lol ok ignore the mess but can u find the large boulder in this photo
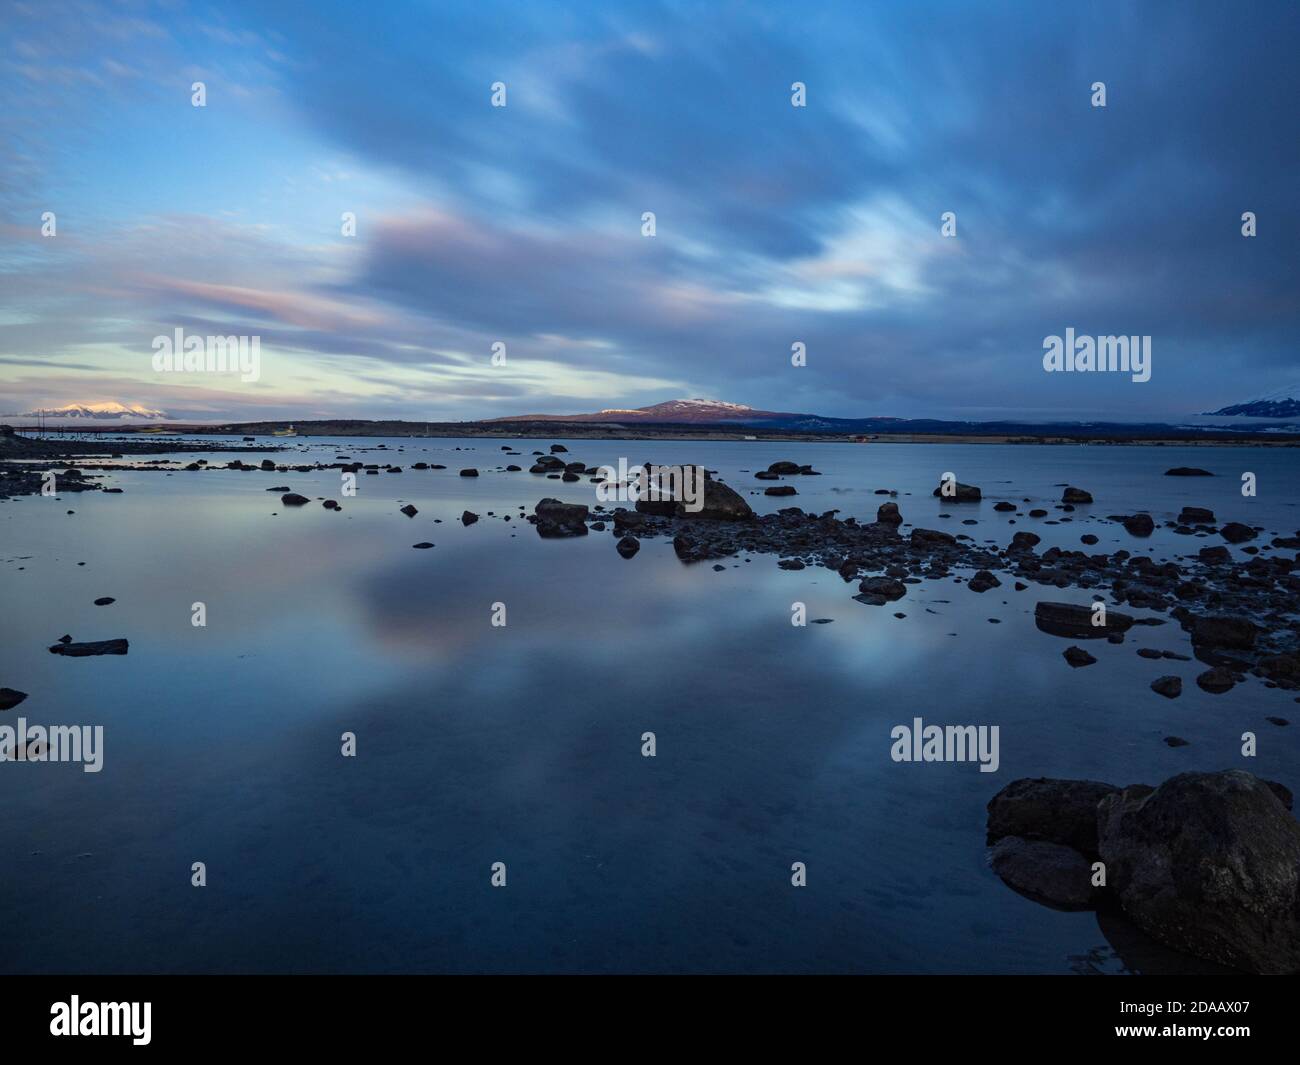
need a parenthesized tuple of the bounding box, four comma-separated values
(1097, 771, 1300, 974)
(1034, 601, 1135, 639)
(675, 478, 753, 521)
(533, 498, 588, 537)
(932, 480, 981, 502)
(876, 502, 902, 525)
(988, 838, 1097, 910)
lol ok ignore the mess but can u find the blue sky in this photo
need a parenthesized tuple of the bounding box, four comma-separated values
(1, 0, 1297, 422)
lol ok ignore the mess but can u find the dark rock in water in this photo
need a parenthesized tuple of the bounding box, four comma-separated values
(993, 501, 1016, 512)
(399, 504, 418, 517)
(1151, 675, 1182, 699)
(635, 497, 677, 517)
(911, 528, 956, 547)
(260, 459, 276, 471)
(412, 462, 429, 470)
(1009, 531, 1040, 550)
(1137, 647, 1162, 659)
(323, 500, 339, 510)
(1122, 513, 1155, 536)
(855, 576, 906, 605)
(1179, 506, 1215, 524)
(1080, 534, 1098, 545)
(778, 558, 805, 570)
(534, 498, 589, 537)
(1062, 487, 1093, 504)
(1196, 666, 1235, 694)
(49, 638, 129, 657)
(412, 542, 434, 549)
(1063, 646, 1096, 667)
(876, 502, 902, 524)
(676, 478, 753, 521)
(767, 461, 800, 475)
(1266, 716, 1290, 726)
(1164, 736, 1189, 747)
(612, 509, 647, 531)
(0, 687, 28, 710)
(561, 472, 580, 482)
(549, 444, 567, 453)
(461, 510, 479, 525)
(764, 485, 797, 497)
(1198, 545, 1230, 563)
(93, 597, 115, 606)
(616, 535, 640, 559)
(1219, 521, 1256, 544)
(1191, 614, 1258, 650)
(968, 570, 1001, 593)
(932, 481, 981, 502)
(1165, 467, 1213, 476)
(459, 468, 478, 477)
(281, 493, 310, 506)
(986, 777, 1118, 857)
(1098, 770, 1300, 973)
(989, 837, 1097, 910)
(754, 470, 780, 480)
(505, 465, 522, 472)
(1035, 601, 1134, 638)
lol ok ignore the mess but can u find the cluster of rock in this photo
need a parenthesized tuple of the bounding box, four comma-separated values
(986, 770, 1300, 973)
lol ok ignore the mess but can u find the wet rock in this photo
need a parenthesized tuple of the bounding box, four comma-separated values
(986, 777, 1118, 857)
(767, 461, 801, 475)
(1198, 545, 1230, 563)
(1009, 531, 1041, 550)
(778, 559, 805, 570)
(399, 504, 418, 517)
(93, 597, 115, 606)
(1097, 771, 1300, 973)
(989, 837, 1097, 910)
(1034, 601, 1134, 638)
(855, 576, 907, 605)
(1064, 646, 1096, 668)
(505, 465, 522, 472)
(322, 500, 339, 510)
(932, 481, 981, 502)
(1220, 522, 1256, 544)
(1190, 614, 1258, 650)
(1122, 513, 1155, 536)
(764, 485, 798, 497)
(1080, 534, 1098, 545)
(459, 468, 478, 477)
(1062, 487, 1093, 504)
(1196, 666, 1236, 694)
(676, 478, 753, 521)
(616, 535, 640, 559)
(461, 510, 479, 525)
(968, 570, 1001, 593)
(281, 493, 310, 506)
(48, 638, 129, 657)
(1178, 506, 1215, 524)
(911, 528, 956, 547)
(1151, 675, 1182, 699)
(412, 542, 434, 549)
(534, 498, 589, 537)
(876, 502, 902, 524)
(0, 688, 28, 711)
(1165, 467, 1213, 476)
(549, 444, 567, 453)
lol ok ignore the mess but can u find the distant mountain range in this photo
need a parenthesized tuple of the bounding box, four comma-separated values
(489, 398, 806, 424)
(1204, 384, 1300, 419)
(21, 402, 169, 420)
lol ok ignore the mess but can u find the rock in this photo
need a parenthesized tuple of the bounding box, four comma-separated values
(1219, 522, 1256, 544)
(1097, 771, 1300, 973)
(993, 501, 1016, 512)
(986, 777, 1118, 857)
(1151, 675, 1182, 698)
(93, 597, 115, 606)
(48, 638, 129, 657)
(1009, 531, 1041, 550)
(534, 498, 589, 537)
(932, 481, 981, 502)
(399, 504, 418, 517)
(459, 468, 478, 477)
(855, 576, 907, 605)
(1122, 513, 1155, 536)
(911, 528, 956, 547)
(1063, 646, 1096, 668)
(1191, 614, 1258, 650)
(549, 444, 567, 453)
(1034, 601, 1134, 638)
(412, 542, 434, 549)
(461, 510, 479, 525)
(1165, 467, 1213, 476)
(616, 535, 640, 559)
(1196, 666, 1236, 694)
(281, 493, 310, 506)
(764, 485, 798, 497)
(259, 459, 276, 471)
(1198, 545, 1230, 563)
(505, 465, 522, 472)
(0, 688, 28, 711)
(876, 502, 902, 524)
(989, 837, 1097, 910)
(322, 500, 339, 510)
(1080, 534, 1098, 545)
(1062, 487, 1093, 504)
(778, 558, 805, 570)
(967, 570, 1001, 593)
(1164, 736, 1190, 747)
(675, 478, 753, 521)
(767, 461, 801, 474)
(754, 471, 780, 480)
(1178, 506, 1216, 524)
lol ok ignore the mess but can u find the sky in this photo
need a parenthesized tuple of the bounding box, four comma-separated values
(0, 0, 1297, 423)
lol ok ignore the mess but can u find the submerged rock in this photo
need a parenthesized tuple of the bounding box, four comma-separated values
(1151, 675, 1182, 699)
(0, 688, 28, 710)
(989, 837, 1097, 910)
(1165, 467, 1213, 476)
(1063, 646, 1096, 668)
(932, 481, 981, 502)
(616, 535, 640, 559)
(986, 777, 1118, 857)
(280, 493, 310, 506)
(48, 638, 129, 657)
(1062, 487, 1093, 504)
(1034, 601, 1134, 639)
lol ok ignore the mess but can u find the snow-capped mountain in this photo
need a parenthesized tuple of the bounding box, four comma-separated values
(1204, 384, 1300, 419)
(492, 398, 803, 424)
(23, 402, 169, 420)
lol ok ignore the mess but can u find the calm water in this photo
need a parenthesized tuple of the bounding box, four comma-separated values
(1, 437, 1297, 973)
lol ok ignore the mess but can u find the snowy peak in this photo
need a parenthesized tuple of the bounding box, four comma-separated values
(493, 398, 796, 424)
(1205, 384, 1300, 419)
(25, 402, 169, 420)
